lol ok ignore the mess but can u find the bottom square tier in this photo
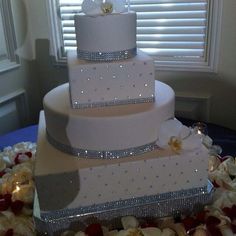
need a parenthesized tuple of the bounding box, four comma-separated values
(34, 111, 213, 235)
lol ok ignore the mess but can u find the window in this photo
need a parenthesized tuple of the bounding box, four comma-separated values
(47, 0, 222, 72)
(0, 0, 19, 73)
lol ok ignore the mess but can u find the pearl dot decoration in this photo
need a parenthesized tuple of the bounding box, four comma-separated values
(68, 50, 155, 109)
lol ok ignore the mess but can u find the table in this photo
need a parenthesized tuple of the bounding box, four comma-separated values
(0, 120, 236, 156)
(0, 125, 38, 150)
(179, 118, 236, 157)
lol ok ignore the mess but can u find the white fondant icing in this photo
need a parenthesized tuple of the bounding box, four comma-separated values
(74, 12, 136, 53)
(68, 50, 155, 107)
(35, 111, 209, 209)
(43, 81, 175, 151)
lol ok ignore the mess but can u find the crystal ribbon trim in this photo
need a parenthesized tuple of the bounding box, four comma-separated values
(72, 97, 155, 109)
(77, 47, 137, 61)
(34, 182, 214, 235)
(47, 131, 159, 159)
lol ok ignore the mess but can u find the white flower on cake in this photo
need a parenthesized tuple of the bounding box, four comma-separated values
(82, 0, 126, 15)
(157, 119, 202, 153)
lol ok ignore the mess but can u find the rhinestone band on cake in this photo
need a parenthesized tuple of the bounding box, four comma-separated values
(77, 48, 137, 61)
(72, 97, 155, 109)
(47, 131, 159, 159)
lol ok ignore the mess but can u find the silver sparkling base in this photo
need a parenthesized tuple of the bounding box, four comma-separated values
(34, 181, 214, 236)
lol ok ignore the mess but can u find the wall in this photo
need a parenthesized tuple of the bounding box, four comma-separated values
(159, 0, 236, 130)
(0, 10, 7, 56)
(0, 0, 41, 134)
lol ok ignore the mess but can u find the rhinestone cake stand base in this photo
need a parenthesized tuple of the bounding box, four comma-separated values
(34, 181, 214, 236)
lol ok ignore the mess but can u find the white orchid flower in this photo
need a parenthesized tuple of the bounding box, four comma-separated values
(82, 0, 127, 15)
(157, 119, 202, 153)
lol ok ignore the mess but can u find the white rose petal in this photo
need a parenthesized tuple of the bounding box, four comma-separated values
(192, 228, 208, 236)
(161, 228, 176, 236)
(121, 216, 139, 229)
(74, 231, 86, 236)
(106, 229, 119, 236)
(0, 158, 6, 172)
(208, 155, 221, 172)
(141, 227, 162, 236)
(2, 156, 13, 167)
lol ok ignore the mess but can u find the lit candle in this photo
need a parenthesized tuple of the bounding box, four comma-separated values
(192, 122, 208, 135)
(15, 185, 20, 192)
(12, 185, 21, 201)
(197, 130, 202, 135)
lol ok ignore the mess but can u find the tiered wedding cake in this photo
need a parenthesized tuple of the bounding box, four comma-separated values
(33, 1, 212, 235)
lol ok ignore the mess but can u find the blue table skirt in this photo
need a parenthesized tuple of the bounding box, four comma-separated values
(0, 125, 38, 150)
(0, 120, 235, 157)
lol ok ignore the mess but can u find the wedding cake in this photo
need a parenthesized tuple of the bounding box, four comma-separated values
(33, 1, 213, 235)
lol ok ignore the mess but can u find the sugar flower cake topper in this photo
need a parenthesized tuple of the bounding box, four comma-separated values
(82, 0, 127, 15)
(157, 119, 202, 153)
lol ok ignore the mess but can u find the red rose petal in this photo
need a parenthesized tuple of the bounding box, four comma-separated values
(195, 210, 207, 224)
(14, 153, 22, 165)
(231, 223, 236, 233)
(11, 200, 24, 215)
(212, 181, 220, 188)
(5, 229, 14, 236)
(0, 198, 10, 211)
(0, 170, 6, 177)
(25, 151, 32, 158)
(206, 216, 221, 227)
(220, 156, 230, 162)
(3, 194, 12, 206)
(207, 225, 223, 236)
(85, 223, 103, 236)
(231, 205, 236, 218)
(223, 207, 234, 220)
(182, 216, 198, 231)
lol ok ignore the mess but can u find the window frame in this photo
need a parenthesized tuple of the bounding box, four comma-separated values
(0, 0, 20, 73)
(46, 0, 222, 72)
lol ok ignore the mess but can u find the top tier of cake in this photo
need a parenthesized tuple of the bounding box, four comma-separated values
(75, 12, 137, 61)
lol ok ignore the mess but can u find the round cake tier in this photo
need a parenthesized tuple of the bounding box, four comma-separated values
(43, 81, 175, 155)
(74, 12, 136, 56)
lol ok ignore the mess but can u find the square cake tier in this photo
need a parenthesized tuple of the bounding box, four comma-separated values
(34, 112, 213, 235)
(68, 50, 155, 108)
